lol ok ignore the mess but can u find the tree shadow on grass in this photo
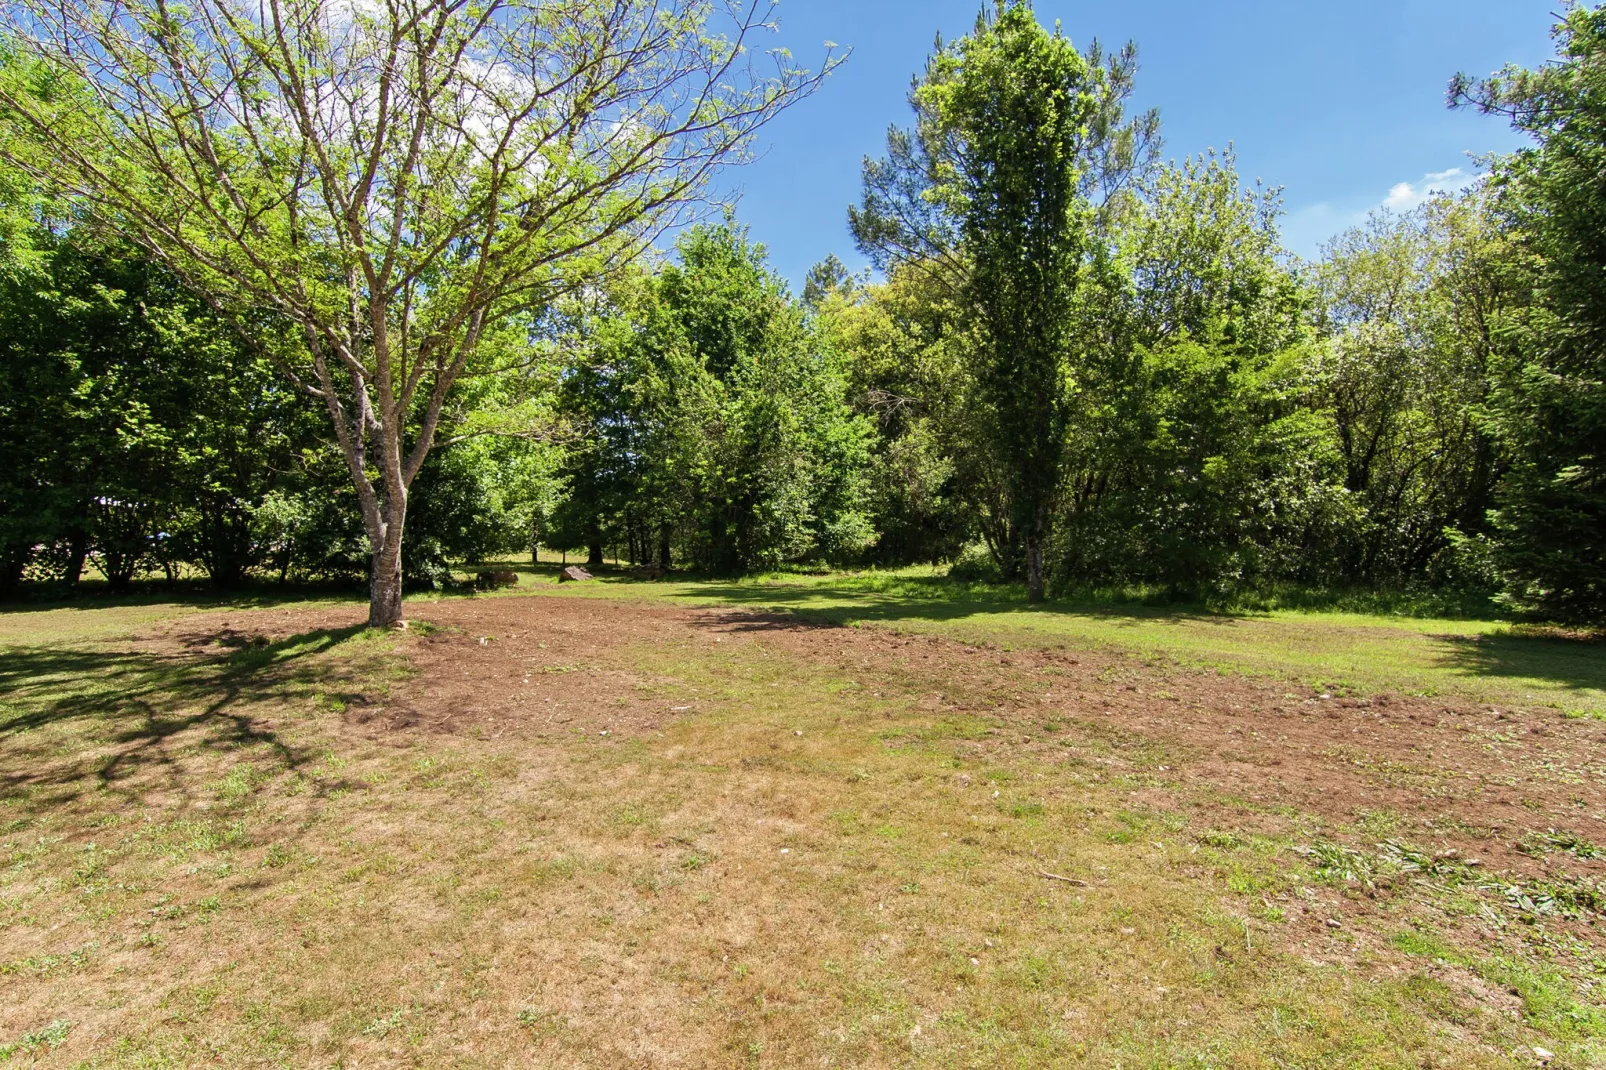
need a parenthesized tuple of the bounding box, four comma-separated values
(691, 610, 847, 634)
(1434, 629, 1606, 707)
(655, 577, 1233, 629)
(454, 558, 1234, 623)
(0, 625, 372, 815)
(0, 582, 365, 617)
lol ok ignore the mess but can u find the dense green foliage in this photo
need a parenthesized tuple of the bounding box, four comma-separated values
(0, 0, 833, 626)
(849, 6, 1160, 601)
(549, 224, 873, 574)
(0, 227, 562, 593)
(0, 232, 307, 592)
(1451, 6, 1606, 622)
(1, 0, 1603, 625)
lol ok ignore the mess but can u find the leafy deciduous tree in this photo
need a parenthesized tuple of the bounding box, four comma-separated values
(0, 0, 836, 624)
(556, 223, 872, 573)
(851, 0, 1156, 601)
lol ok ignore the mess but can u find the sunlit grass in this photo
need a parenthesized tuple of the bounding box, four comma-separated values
(4, 596, 1597, 1066)
(6, 562, 1602, 721)
(465, 562, 1606, 719)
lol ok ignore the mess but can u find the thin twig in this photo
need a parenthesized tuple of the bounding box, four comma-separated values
(1038, 870, 1089, 887)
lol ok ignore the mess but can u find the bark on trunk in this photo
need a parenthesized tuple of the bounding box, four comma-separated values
(369, 527, 405, 629)
(587, 541, 604, 570)
(0, 547, 26, 599)
(1026, 535, 1046, 605)
(658, 525, 672, 570)
(64, 532, 88, 589)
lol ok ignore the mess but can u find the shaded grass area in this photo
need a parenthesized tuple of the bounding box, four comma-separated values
(1, 623, 389, 846)
(1, 595, 1603, 1066)
(0, 593, 357, 646)
(1, 620, 413, 1065)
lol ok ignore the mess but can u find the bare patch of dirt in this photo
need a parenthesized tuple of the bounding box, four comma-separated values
(136, 599, 699, 741)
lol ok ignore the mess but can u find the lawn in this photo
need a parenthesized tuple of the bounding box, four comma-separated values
(475, 564, 1606, 719)
(2, 572, 1603, 1067)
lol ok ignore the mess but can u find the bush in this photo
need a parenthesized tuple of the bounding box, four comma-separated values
(947, 543, 1002, 583)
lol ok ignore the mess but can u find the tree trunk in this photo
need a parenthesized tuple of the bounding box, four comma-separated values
(104, 554, 137, 593)
(1026, 535, 1046, 605)
(0, 545, 26, 598)
(364, 488, 408, 628)
(587, 541, 604, 570)
(658, 525, 672, 570)
(710, 514, 738, 576)
(369, 527, 405, 628)
(63, 532, 88, 589)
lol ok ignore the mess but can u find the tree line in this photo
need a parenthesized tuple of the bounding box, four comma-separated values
(0, 1, 1601, 624)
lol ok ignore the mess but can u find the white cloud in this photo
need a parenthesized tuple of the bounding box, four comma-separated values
(1384, 182, 1418, 209)
(1379, 167, 1477, 212)
(1284, 164, 1483, 257)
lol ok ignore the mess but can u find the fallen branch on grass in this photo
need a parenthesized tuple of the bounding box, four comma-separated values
(1038, 870, 1089, 887)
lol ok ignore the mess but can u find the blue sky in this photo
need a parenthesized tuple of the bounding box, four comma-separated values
(716, 0, 1560, 289)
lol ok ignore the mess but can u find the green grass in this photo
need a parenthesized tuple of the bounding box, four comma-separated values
(13, 563, 1598, 717)
(3, 568, 1604, 1066)
(458, 563, 1606, 718)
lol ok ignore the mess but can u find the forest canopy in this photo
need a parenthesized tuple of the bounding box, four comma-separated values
(0, 0, 1602, 625)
